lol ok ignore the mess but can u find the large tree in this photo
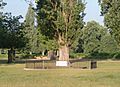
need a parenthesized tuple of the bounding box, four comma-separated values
(24, 4, 58, 55)
(0, 1, 26, 63)
(24, 4, 36, 53)
(82, 21, 119, 54)
(36, 0, 85, 61)
(1, 13, 26, 63)
(99, 0, 120, 46)
(82, 21, 105, 53)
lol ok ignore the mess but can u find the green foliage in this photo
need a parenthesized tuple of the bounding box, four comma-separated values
(0, 21, 8, 47)
(36, 0, 59, 39)
(24, 4, 37, 52)
(24, 4, 58, 53)
(70, 52, 87, 59)
(86, 52, 120, 60)
(112, 52, 120, 59)
(19, 53, 34, 59)
(82, 21, 105, 53)
(36, 0, 85, 47)
(99, 0, 120, 46)
(99, 33, 119, 53)
(35, 0, 86, 60)
(87, 52, 111, 59)
(81, 21, 120, 55)
(57, 0, 85, 46)
(0, 13, 26, 49)
(0, 1, 7, 48)
(36, 30, 58, 52)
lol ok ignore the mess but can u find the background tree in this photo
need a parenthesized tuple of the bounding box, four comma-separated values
(81, 20, 120, 59)
(24, 4, 36, 54)
(1, 13, 26, 63)
(99, 32, 119, 53)
(99, 0, 120, 47)
(36, 0, 85, 61)
(24, 4, 58, 55)
(0, 0, 7, 55)
(82, 21, 104, 53)
(72, 35, 84, 53)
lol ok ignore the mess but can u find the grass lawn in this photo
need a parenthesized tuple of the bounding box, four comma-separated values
(0, 60, 120, 87)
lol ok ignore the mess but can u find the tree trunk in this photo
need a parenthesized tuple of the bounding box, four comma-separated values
(48, 50, 56, 60)
(8, 48, 15, 63)
(59, 45, 69, 61)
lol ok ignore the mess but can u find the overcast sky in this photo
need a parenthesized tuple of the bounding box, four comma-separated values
(3, 0, 104, 25)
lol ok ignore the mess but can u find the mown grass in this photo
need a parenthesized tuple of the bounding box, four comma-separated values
(0, 60, 120, 87)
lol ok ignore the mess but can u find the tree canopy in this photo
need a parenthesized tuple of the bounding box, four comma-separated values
(24, 4, 36, 53)
(35, 0, 86, 60)
(99, 0, 120, 46)
(82, 21, 104, 53)
(1, 13, 26, 49)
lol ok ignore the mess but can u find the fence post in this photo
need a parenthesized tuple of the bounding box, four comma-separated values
(42, 60, 45, 69)
(91, 61, 97, 69)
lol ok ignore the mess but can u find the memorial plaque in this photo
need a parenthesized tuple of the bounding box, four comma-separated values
(56, 61, 68, 66)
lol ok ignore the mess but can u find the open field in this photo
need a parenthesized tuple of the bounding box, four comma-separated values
(0, 60, 120, 87)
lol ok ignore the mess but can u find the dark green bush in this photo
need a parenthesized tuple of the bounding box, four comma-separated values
(70, 52, 87, 59)
(20, 54, 34, 59)
(86, 52, 120, 60)
(112, 53, 120, 59)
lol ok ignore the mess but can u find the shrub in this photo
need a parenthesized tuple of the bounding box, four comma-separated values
(20, 54, 34, 59)
(70, 52, 87, 59)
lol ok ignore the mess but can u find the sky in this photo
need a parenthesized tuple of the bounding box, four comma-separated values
(3, 0, 29, 22)
(84, 0, 104, 25)
(3, 0, 104, 25)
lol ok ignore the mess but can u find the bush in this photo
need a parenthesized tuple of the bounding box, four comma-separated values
(20, 54, 34, 59)
(112, 52, 120, 59)
(70, 52, 87, 59)
(86, 52, 120, 60)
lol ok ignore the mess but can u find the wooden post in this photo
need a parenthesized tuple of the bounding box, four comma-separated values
(42, 60, 45, 69)
(91, 61, 97, 69)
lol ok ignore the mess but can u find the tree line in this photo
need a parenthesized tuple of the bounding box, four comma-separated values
(0, 0, 120, 63)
